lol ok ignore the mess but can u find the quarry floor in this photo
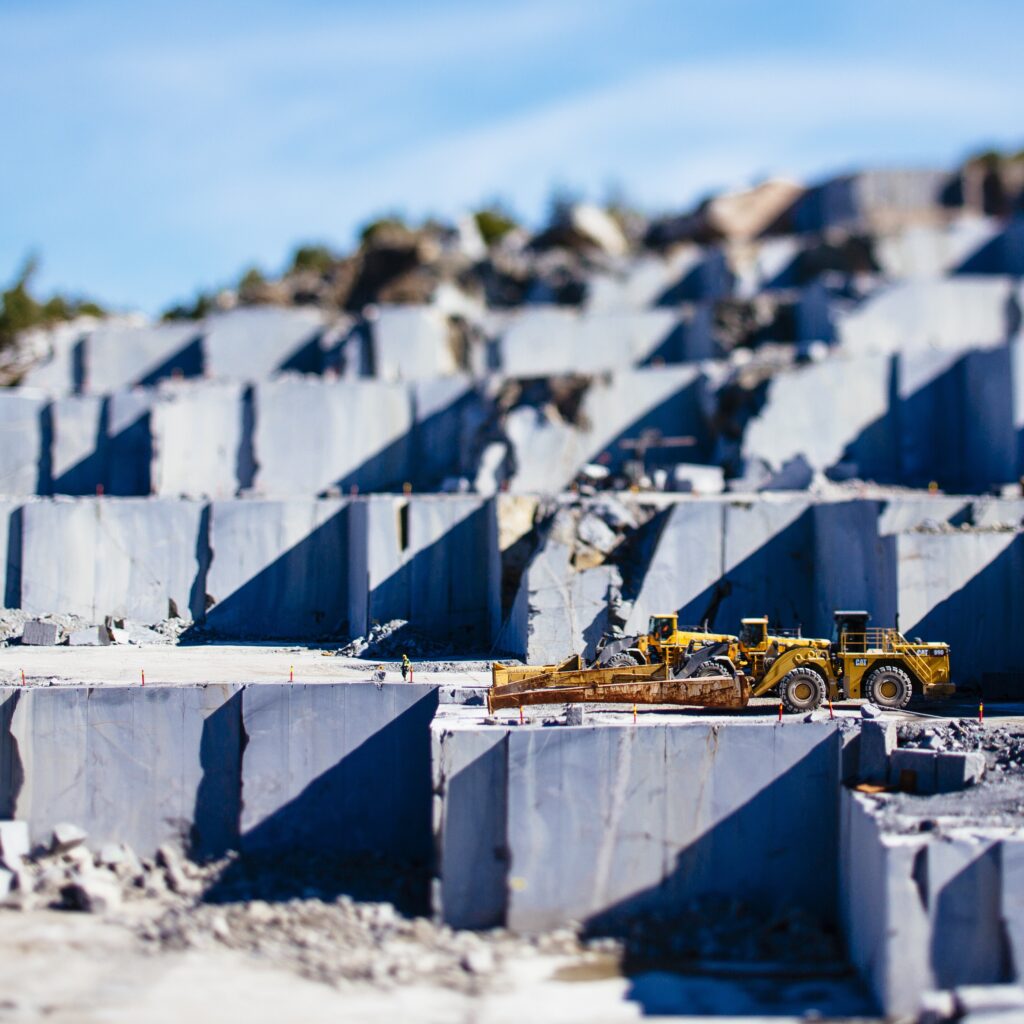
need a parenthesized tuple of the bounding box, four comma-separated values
(0, 909, 879, 1024)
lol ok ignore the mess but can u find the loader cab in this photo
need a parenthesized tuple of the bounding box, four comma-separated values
(833, 610, 870, 653)
(648, 615, 677, 643)
(738, 617, 768, 650)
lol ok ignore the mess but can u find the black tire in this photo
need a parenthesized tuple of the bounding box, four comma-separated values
(606, 652, 640, 669)
(694, 658, 734, 678)
(779, 667, 826, 714)
(864, 665, 913, 710)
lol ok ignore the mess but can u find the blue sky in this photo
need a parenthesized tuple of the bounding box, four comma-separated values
(2, 0, 1022, 314)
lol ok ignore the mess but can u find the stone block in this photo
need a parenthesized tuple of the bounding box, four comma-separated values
(51, 822, 87, 851)
(0, 390, 47, 496)
(836, 277, 1016, 355)
(890, 748, 939, 794)
(1000, 838, 1024, 982)
(10, 685, 242, 857)
(51, 395, 106, 496)
(670, 463, 724, 494)
(239, 683, 439, 861)
(150, 381, 246, 498)
(624, 501, 723, 634)
(84, 322, 203, 393)
(896, 531, 1023, 685)
(0, 500, 24, 608)
(354, 496, 500, 648)
(204, 499, 351, 639)
(21, 620, 59, 646)
(105, 389, 155, 496)
(859, 720, 896, 784)
(718, 497, 814, 632)
(498, 309, 682, 376)
(371, 306, 457, 381)
(742, 354, 894, 475)
(0, 820, 29, 869)
(875, 218, 1001, 279)
(503, 722, 840, 933)
(17, 320, 88, 393)
(499, 524, 621, 663)
(253, 377, 412, 495)
(68, 626, 111, 647)
(21, 498, 208, 623)
(794, 169, 955, 234)
(431, 723, 509, 929)
(411, 376, 481, 488)
(935, 751, 985, 792)
(813, 501, 897, 633)
(928, 836, 1005, 988)
(201, 306, 326, 380)
(838, 791, 933, 1017)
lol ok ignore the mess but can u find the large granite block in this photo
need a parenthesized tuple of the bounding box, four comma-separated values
(7, 685, 242, 858)
(83, 322, 203, 393)
(204, 499, 350, 638)
(253, 377, 413, 495)
(431, 724, 510, 929)
(0, 390, 47, 496)
(150, 381, 245, 498)
(202, 306, 326, 380)
(20, 498, 207, 622)
(51, 395, 105, 495)
(504, 722, 840, 933)
(239, 683, 439, 860)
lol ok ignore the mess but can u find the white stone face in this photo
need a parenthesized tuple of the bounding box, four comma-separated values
(371, 306, 457, 382)
(84, 322, 203, 393)
(0, 390, 46, 495)
(836, 277, 1015, 354)
(742, 354, 892, 472)
(150, 381, 245, 499)
(20, 497, 206, 622)
(252, 377, 412, 496)
(202, 306, 326, 381)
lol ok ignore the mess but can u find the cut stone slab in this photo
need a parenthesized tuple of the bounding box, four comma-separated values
(859, 721, 897, 784)
(51, 822, 88, 852)
(889, 749, 986, 794)
(150, 380, 246, 499)
(68, 626, 111, 647)
(21, 621, 59, 646)
(935, 751, 986, 792)
(0, 820, 29, 869)
(0, 390, 47, 496)
(890, 749, 938, 794)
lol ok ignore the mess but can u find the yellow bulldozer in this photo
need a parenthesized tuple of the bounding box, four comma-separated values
(488, 610, 953, 714)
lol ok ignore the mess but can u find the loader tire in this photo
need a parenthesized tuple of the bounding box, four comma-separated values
(779, 667, 826, 714)
(864, 665, 913, 710)
(694, 658, 734, 679)
(606, 652, 640, 669)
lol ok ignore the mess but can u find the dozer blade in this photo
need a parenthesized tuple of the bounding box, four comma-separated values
(488, 660, 750, 712)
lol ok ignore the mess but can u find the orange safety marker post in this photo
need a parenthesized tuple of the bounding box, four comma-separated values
(21, 669, 25, 687)
(141, 669, 145, 687)
(290, 665, 294, 682)
(633, 703, 637, 723)
(979, 702, 985, 723)
(778, 702, 783, 722)
(828, 699, 834, 720)
(519, 706, 524, 725)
